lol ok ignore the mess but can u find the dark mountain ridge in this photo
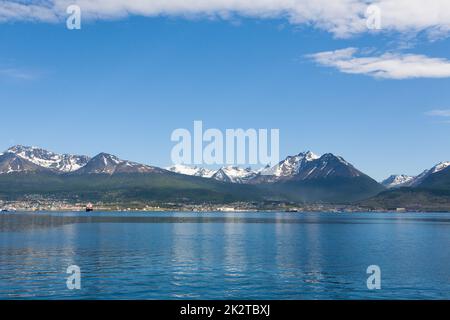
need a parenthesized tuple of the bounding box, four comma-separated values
(0, 145, 405, 205)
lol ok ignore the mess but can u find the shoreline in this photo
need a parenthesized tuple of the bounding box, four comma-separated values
(2, 200, 449, 214)
(1, 209, 447, 214)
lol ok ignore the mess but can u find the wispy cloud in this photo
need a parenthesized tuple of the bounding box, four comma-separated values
(425, 109, 450, 124)
(2, 1, 450, 38)
(425, 110, 450, 117)
(0, 67, 37, 80)
(308, 48, 450, 79)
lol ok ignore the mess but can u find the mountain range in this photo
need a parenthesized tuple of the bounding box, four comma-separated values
(166, 151, 367, 184)
(166, 151, 385, 202)
(381, 162, 450, 189)
(1, 145, 450, 209)
(0, 146, 268, 204)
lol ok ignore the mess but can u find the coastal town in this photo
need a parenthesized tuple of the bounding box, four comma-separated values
(0, 197, 389, 213)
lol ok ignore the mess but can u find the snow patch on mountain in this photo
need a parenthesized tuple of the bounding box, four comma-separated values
(166, 165, 258, 182)
(382, 162, 450, 188)
(166, 164, 215, 178)
(0, 152, 46, 174)
(260, 151, 319, 177)
(212, 166, 258, 184)
(431, 162, 450, 174)
(76, 153, 160, 175)
(294, 153, 364, 180)
(381, 175, 415, 188)
(411, 161, 450, 187)
(7, 145, 90, 172)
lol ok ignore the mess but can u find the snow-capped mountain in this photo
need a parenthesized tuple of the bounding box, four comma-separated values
(7, 145, 90, 172)
(0, 152, 46, 174)
(381, 162, 450, 188)
(259, 151, 319, 177)
(249, 151, 320, 183)
(410, 161, 450, 187)
(212, 166, 258, 184)
(166, 165, 259, 183)
(292, 153, 364, 180)
(166, 164, 215, 178)
(0, 146, 164, 176)
(165, 164, 260, 182)
(166, 151, 367, 184)
(3, 144, 448, 193)
(74, 153, 162, 175)
(254, 152, 384, 202)
(381, 175, 415, 188)
(251, 152, 365, 184)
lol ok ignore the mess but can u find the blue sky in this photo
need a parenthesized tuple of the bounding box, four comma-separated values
(2, 1, 450, 180)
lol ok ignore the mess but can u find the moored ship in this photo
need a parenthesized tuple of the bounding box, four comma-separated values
(86, 203, 94, 212)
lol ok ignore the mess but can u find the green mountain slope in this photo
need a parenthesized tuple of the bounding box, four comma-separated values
(0, 172, 276, 204)
(361, 188, 450, 212)
(271, 176, 385, 203)
(0, 172, 386, 205)
(418, 167, 450, 190)
(361, 167, 450, 211)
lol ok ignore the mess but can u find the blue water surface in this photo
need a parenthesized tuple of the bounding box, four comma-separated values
(0, 211, 449, 300)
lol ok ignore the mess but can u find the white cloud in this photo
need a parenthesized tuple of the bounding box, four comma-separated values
(0, 1, 58, 22)
(308, 48, 450, 79)
(0, 68, 36, 80)
(2, 0, 450, 38)
(426, 110, 450, 117)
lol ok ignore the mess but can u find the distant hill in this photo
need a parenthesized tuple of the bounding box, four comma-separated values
(361, 188, 450, 212)
(0, 171, 275, 204)
(363, 165, 450, 211)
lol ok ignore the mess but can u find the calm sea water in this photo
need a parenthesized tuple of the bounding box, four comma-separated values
(0, 211, 449, 300)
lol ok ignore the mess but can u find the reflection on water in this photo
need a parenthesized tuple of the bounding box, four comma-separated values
(0, 212, 450, 299)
